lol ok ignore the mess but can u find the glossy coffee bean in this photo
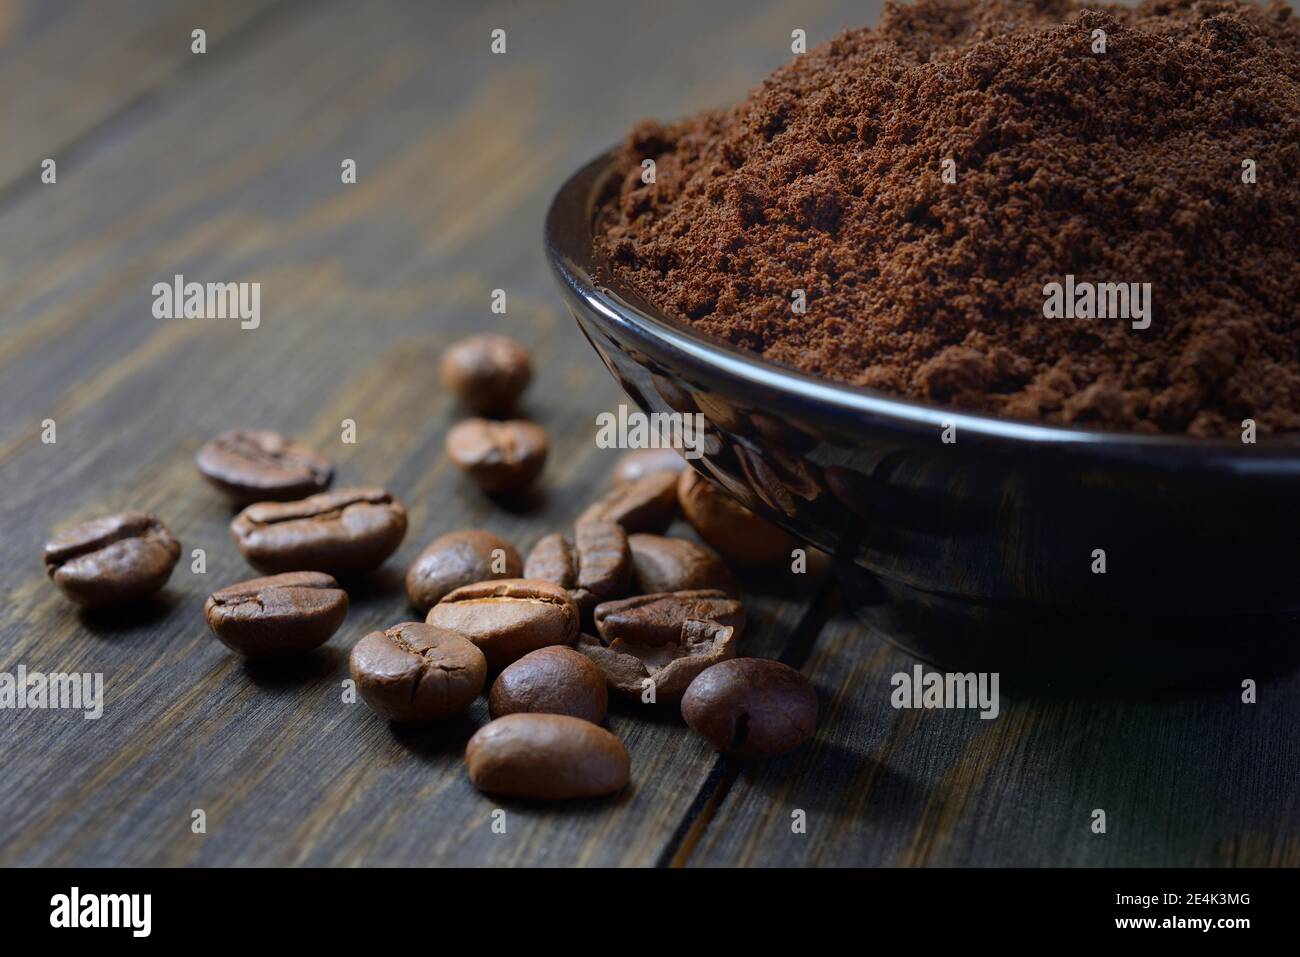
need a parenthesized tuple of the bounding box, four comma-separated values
(446, 419, 547, 493)
(439, 334, 531, 415)
(677, 469, 799, 567)
(523, 521, 630, 617)
(405, 530, 522, 612)
(230, 487, 407, 575)
(44, 512, 180, 608)
(576, 618, 736, 701)
(611, 448, 687, 486)
(682, 658, 817, 759)
(489, 646, 608, 723)
(593, 590, 745, 646)
(627, 534, 735, 595)
(204, 571, 348, 657)
(350, 622, 486, 723)
(426, 578, 578, 671)
(577, 470, 678, 533)
(194, 429, 332, 505)
(466, 713, 629, 800)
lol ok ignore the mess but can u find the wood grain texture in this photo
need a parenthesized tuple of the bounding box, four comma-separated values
(1, 0, 1295, 867)
(0, 0, 853, 867)
(688, 613, 1300, 867)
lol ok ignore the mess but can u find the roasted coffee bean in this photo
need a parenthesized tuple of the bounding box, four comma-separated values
(44, 512, 180, 608)
(523, 521, 630, 617)
(489, 646, 608, 723)
(439, 334, 531, 415)
(350, 622, 486, 723)
(611, 448, 687, 486)
(204, 571, 348, 658)
(593, 590, 744, 647)
(465, 713, 629, 800)
(405, 530, 522, 611)
(446, 418, 547, 493)
(576, 470, 677, 533)
(426, 578, 578, 671)
(194, 429, 332, 504)
(677, 469, 799, 567)
(576, 619, 736, 701)
(229, 487, 407, 575)
(681, 658, 817, 759)
(627, 534, 735, 595)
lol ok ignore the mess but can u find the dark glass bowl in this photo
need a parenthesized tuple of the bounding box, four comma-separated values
(545, 150, 1300, 690)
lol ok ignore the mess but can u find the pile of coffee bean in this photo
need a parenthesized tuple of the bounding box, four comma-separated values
(41, 334, 818, 801)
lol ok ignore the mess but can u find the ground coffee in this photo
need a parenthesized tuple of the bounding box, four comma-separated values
(596, 0, 1300, 437)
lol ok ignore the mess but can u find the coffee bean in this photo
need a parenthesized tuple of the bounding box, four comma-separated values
(576, 470, 677, 532)
(523, 521, 630, 618)
(426, 578, 578, 671)
(204, 571, 348, 658)
(230, 487, 407, 575)
(677, 469, 799, 566)
(405, 530, 522, 612)
(611, 448, 687, 486)
(576, 618, 736, 701)
(593, 590, 744, 646)
(446, 419, 547, 494)
(681, 658, 817, 759)
(627, 534, 735, 595)
(194, 429, 332, 505)
(465, 713, 629, 799)
(350, 622, 486, 723)
(439, 334, 531, 415)
(44, 512, 180, 608)
(489, 646, 608, 723)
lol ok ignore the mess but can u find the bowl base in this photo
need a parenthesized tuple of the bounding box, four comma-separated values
(836, 563, 1300, 694)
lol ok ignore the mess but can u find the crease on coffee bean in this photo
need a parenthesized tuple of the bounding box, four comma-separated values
(45, 521, 170, 570)
(244, 496, 392, 528)
(212, 435, 326, 477)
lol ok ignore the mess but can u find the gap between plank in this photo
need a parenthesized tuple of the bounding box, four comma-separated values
(656, 576, 840, 867)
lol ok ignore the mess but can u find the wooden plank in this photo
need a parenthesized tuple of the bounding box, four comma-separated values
(0, 0, 279, 189)
(687, 612, 1300, 866)
(0, 0, 855, 866)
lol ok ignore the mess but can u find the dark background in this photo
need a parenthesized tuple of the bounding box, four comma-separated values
(1, 0, 1296, 866)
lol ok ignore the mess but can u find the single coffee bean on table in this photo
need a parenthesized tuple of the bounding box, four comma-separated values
(446, 418, 547, 494)
(682, 658, 817, 759)
(611, 448, 687, 486)
(576, 469, 678, 533)
(594, 589, 745, 646)
(426, 578, 579, 671)
(489, 646, 608, 724)
(439, 334, 531, 415)
(523, 521, 631, 618)
(350, 622, 487, 723)
(230, 487, 407, 575)
(677, 469, 799, 567)
(576, 618, 737, 701)
(194, 428, 333, 505)
(627, 533, 736, 595)
(43, 512, 180, 608)
(405, 529, 522, 612)
(204, 571, 348, 658)
(466, 713, 629, 800)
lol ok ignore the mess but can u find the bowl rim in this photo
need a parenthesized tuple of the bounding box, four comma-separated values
(545, 148, 1300, 472)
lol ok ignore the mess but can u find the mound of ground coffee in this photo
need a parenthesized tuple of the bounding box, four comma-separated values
(596, 0, 1300, 437)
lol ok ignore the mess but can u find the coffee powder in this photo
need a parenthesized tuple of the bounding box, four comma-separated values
(596, 0, 1300, 437)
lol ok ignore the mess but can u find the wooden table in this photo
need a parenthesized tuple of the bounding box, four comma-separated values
(2, 0, 1296, 867)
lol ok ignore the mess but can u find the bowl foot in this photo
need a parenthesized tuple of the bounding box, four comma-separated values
(836, 562, 1300, 695)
